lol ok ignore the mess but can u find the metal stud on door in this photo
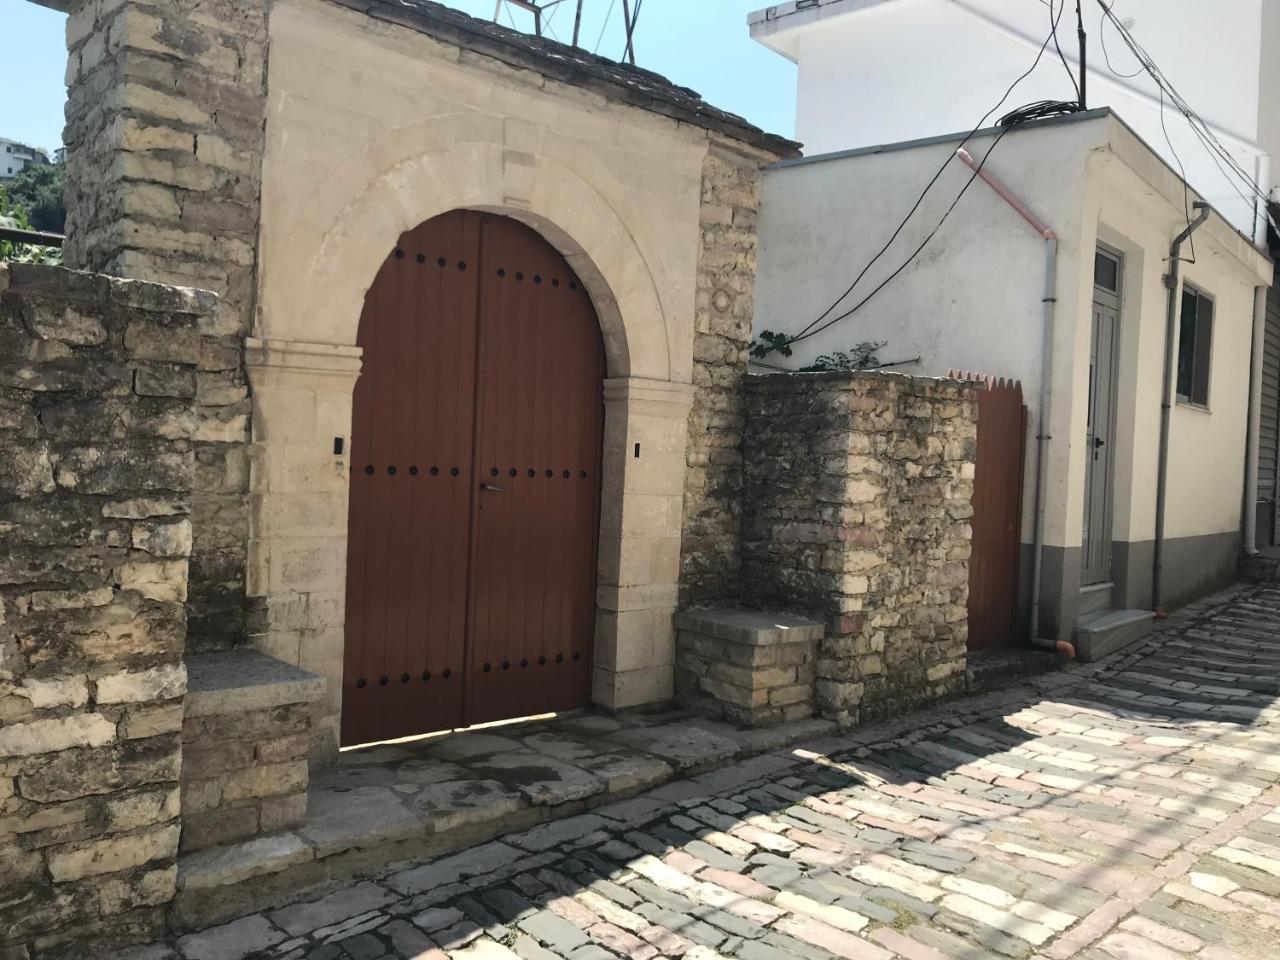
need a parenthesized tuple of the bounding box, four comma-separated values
(341, 211, 604, 747)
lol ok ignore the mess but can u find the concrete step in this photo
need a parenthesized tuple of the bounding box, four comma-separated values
(1078, 582, 1114, 618)
(1241, 550, 1280, 583)
(1074, 608, 1155, 662)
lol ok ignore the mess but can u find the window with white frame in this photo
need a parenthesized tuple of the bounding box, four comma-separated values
(1176, 284, 1214, 407)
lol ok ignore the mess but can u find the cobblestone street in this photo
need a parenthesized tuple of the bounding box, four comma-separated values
(156, 586, 1280, 960)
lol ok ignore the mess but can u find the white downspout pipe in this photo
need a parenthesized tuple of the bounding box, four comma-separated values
(957, 147, 1075, 658)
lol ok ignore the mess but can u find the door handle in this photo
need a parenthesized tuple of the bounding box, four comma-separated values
(480, 483, 505, 493)
(1093, 437, 1105, 449)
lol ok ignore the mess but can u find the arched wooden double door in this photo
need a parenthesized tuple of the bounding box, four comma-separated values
(341, 211, 605, 747)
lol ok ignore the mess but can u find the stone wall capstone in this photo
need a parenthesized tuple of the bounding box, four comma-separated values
(63, 0, 269, 655)
(680, 142, 770, 606)
(0, 263, 213, 956)
(742, 371, 978, 726)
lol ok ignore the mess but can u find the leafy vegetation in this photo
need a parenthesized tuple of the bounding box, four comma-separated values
(5, 162, 65, 233)
(1, 163, 65, 265)
(751, 329, 887, 373)
(799, 339, 886, 372)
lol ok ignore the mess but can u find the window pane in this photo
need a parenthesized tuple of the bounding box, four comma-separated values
(1177, 289, 1198, 399)
(1094, 252, 1119, 291)
(1192, 293, 1214, 405)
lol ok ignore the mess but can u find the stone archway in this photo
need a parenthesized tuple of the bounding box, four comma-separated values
(246, 132, 698, 758)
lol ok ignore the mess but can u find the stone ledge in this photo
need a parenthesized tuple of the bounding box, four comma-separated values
(185, 650, 325, 718)
(674, 607, 825, 646)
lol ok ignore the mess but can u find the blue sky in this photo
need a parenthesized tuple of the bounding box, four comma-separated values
(0, 0, 797, 155)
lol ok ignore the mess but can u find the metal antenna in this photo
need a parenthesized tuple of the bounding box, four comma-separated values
(1076, 0, 1087, 109)
(493, 0, 566, 38)
(572, 0, 584, 47)
(621, 0, 636, 64)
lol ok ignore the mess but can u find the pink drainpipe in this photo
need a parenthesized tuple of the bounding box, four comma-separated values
(955, 147, 1075, 660)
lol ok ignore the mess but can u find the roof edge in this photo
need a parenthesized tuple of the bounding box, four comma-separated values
(767, 106, 1113, 171)
(328, 0, 801, 158)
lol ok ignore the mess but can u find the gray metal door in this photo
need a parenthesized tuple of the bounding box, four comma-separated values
(1083, 250, 1121, 586)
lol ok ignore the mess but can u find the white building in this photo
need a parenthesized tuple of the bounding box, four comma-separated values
(749, 0, 1278, 243)
(0, 138, 50, 180)
(746, 7, 1276, 654)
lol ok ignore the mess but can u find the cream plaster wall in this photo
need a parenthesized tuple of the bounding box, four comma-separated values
(755, 116, 1101, 551)
(756, 111, 1271, 637)
(251, 0, 719, 753)
(1084, 125, 1272, 548)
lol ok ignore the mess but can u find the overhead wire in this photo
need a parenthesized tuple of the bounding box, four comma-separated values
(623, 0, 644, 61)
(786, 124, 1018, 348)
(593, 0, 618, 54)
(1049, 0, 1081, 102)
(774, 0, 1076, 352)
(1094, 0, 1276, 233)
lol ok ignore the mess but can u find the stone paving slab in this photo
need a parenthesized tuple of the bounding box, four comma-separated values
(140, 584, 1280, 959)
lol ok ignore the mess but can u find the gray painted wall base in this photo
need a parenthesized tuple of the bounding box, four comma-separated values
(1018, 530, 1240, 641)
(1074, 609, 1155, 662)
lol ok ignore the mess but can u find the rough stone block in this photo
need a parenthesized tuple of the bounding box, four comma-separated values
(46, 823, 180, 882)
(675, 607, 820, 727)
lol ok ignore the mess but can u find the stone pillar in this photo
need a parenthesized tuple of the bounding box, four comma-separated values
(63, 0, 270, 654)
(243, 337, 363, 759)
(0, 263, 212, 955)
(679, 140, 772, 607)
(593, 377, 694, 711)
(742, 371, 978, 727)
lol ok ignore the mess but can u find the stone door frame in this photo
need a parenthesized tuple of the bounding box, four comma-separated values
(245, 144, 698, 758)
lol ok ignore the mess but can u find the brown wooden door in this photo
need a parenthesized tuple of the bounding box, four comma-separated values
(950, 371, 1027, 652)
(342, 211, 604, 747)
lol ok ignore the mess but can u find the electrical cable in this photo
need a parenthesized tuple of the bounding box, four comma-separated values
(786, 123, 1018, 347)
(1097, 0, 1143, 78)
(622, 0, 644, 61)
(593, 0, 618, 54)
(1095, 0, 1277, 233)
(1157, 82, 1197, 263)
(777, 0, 1073, 350)
(1049, 0, 1081, 103)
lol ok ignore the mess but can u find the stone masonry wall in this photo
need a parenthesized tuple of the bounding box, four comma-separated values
(0, 263, 212, 956)
(680, 141, 771, 606)
(63, 0, 269, 653)
(179, 703, 309, 853)
(742, 371, 978, 727)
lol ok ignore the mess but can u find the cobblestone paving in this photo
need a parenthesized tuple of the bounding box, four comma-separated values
(164, 586, 1280, 960)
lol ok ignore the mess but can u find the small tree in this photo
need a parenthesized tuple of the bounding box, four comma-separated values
(1, 184, 62, 265)
(5, 162, 66, 234)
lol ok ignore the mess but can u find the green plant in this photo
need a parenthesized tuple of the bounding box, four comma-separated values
(750, 329, 794, 359)
(5, 162, 65, 234)
(1, 184, 63, 265)
(800, 340, 887, 372)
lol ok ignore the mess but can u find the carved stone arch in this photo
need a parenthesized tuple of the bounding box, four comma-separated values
(256, 120, 682, 383)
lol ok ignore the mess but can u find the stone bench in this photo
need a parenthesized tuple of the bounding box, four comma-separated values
(181, 650, 325, 853)
(674, 608, 825, 728)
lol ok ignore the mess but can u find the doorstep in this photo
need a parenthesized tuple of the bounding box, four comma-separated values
(172, 708, 834, 932)
(1074, 608, 1155, 662)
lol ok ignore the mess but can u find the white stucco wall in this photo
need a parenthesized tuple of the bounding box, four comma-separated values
(755, 113, 1271, 577)
(752, 0, 1273, 239)
(756, 116, 1097, 549)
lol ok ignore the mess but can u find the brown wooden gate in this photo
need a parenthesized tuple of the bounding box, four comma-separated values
(949, 371, 1027, 652)
(342, 210, 604, 746)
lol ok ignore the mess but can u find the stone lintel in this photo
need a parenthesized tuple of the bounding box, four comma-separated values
(675, 607, 826, 646)
(185, 649, 326, 718)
